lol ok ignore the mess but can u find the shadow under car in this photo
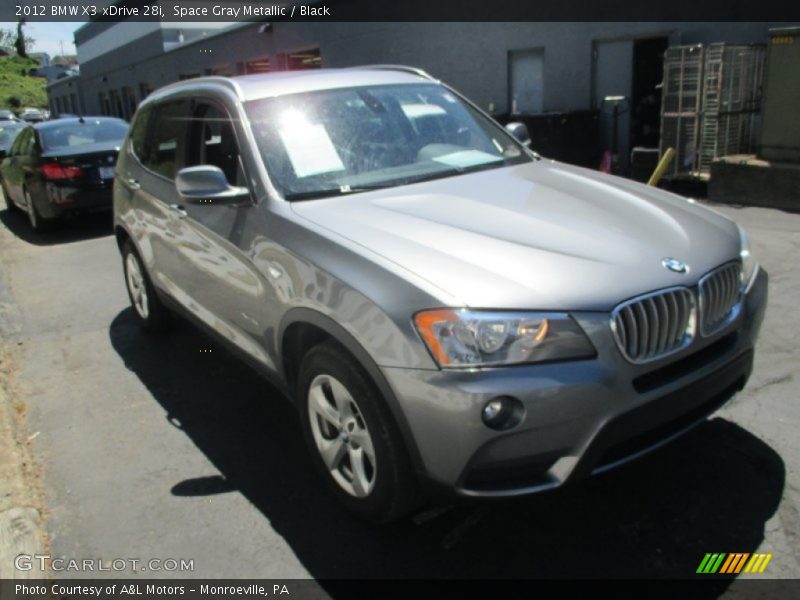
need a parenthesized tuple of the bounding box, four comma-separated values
(108, 307, 785, 585)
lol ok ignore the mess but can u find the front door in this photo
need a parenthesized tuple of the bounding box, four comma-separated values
(173, 99, 274, 369)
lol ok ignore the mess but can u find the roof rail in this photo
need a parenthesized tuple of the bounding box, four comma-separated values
(149, 76, 245, 101)
(348, 65, 437, 81)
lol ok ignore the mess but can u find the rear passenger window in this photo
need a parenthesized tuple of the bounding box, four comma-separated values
(142, 100, 188, 180)
(11, 129, 31, 156)
(129, 106, 151, 161)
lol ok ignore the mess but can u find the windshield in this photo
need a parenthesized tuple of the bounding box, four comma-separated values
(245, 83, 532, 200)
(40, 120, 128, 151)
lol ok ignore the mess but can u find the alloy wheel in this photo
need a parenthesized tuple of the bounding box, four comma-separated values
(125, 252, 150, 320)
(307, 374, 377, 498)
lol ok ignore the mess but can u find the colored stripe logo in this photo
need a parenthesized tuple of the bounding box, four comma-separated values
(697, 552, 773, 574)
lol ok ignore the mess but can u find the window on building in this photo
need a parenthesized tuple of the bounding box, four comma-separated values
(121, 87, 137, 120)
(108, 90, 124, 118)
(281, 48, 321, 70)
(98, 92, 111, 116)
(245, 58, 271, 74)
(139, 82, 155, 100)
(211, 64, 234, 77)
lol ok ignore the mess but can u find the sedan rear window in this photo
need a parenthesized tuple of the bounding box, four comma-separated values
(40, 120, 128, 151)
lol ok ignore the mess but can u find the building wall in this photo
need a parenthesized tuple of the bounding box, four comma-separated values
(47, 76, 84, 116)
(49, 21, 795, 121)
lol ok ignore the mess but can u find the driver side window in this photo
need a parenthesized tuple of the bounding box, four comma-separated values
(142, 100, 189, 180)
(185, 102, 246, 187)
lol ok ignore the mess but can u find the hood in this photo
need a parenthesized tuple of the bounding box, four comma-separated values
(291, 160, 740, 310)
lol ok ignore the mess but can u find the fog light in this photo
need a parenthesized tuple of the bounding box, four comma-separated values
(481, 396, 523, 431)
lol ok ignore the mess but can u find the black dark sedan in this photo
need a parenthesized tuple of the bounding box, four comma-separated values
(0, 117, 128, 231)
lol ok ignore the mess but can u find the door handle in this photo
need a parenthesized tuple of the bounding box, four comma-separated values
(124, 177, 140, 191)
(168, 203, 188, 218)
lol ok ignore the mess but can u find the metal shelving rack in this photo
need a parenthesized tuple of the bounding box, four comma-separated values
(660, 45, 704, 177)
(660, 43, 765, 178)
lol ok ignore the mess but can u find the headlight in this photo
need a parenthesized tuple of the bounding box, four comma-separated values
(738, 225, 759, 293)
(413, 309, 596, 368)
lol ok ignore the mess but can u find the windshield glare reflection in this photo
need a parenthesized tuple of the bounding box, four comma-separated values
(245, 84, 531, 200)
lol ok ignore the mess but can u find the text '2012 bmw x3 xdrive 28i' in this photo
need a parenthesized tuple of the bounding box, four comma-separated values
(114, 66, 767, 522)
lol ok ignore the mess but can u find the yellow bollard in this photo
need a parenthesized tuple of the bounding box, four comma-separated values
(647, 147, 675, 187)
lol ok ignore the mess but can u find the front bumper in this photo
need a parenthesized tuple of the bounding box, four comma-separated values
(382, 268, 768, 497)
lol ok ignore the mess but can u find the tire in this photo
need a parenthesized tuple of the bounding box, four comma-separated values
(25, 188, 51, 231)
(298, 340, 420, 523)
(121, 240, 171, 333)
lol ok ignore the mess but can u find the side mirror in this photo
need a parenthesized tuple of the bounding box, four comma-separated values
(505, 122, 532, 148)
(175, 165, 249, 204)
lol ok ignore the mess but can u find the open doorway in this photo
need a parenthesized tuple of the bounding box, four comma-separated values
(592, 35, 668, 176)
(631, 37, 668, 150)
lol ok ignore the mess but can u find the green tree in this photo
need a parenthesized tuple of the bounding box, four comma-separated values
(0, 25, 35, 56)
(15, 20, 28, 58)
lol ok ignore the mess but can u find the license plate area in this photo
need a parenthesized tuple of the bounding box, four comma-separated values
(98, 166, 115, 180)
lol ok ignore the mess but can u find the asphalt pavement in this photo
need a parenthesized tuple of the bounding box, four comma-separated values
(0, 191, 797, 586)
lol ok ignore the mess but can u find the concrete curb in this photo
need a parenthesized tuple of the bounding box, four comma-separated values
(0, 372, 46, 579)
(0, 507, 44, 578)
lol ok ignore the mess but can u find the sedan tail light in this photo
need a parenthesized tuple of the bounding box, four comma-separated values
(41, 162, 84, 180)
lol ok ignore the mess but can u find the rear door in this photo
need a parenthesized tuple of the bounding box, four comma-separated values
(120, 99, 192, 300)
(3, 128, 33, 204)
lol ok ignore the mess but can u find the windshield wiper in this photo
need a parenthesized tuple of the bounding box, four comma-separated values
(284, 161, 510, 201)
(283, 184, 392, 201)
(399, 161, 507, 186)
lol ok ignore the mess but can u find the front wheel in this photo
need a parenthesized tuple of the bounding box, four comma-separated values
(298, 341, 420, 523)
(122, 240, 171, 332)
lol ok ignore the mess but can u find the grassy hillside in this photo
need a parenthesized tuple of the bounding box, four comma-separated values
(0, 55, 47, 110)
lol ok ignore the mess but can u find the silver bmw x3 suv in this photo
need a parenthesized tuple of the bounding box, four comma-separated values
(114, 66, 767, 522)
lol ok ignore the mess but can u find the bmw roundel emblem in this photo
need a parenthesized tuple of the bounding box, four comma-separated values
(662, 257, 689, 274)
